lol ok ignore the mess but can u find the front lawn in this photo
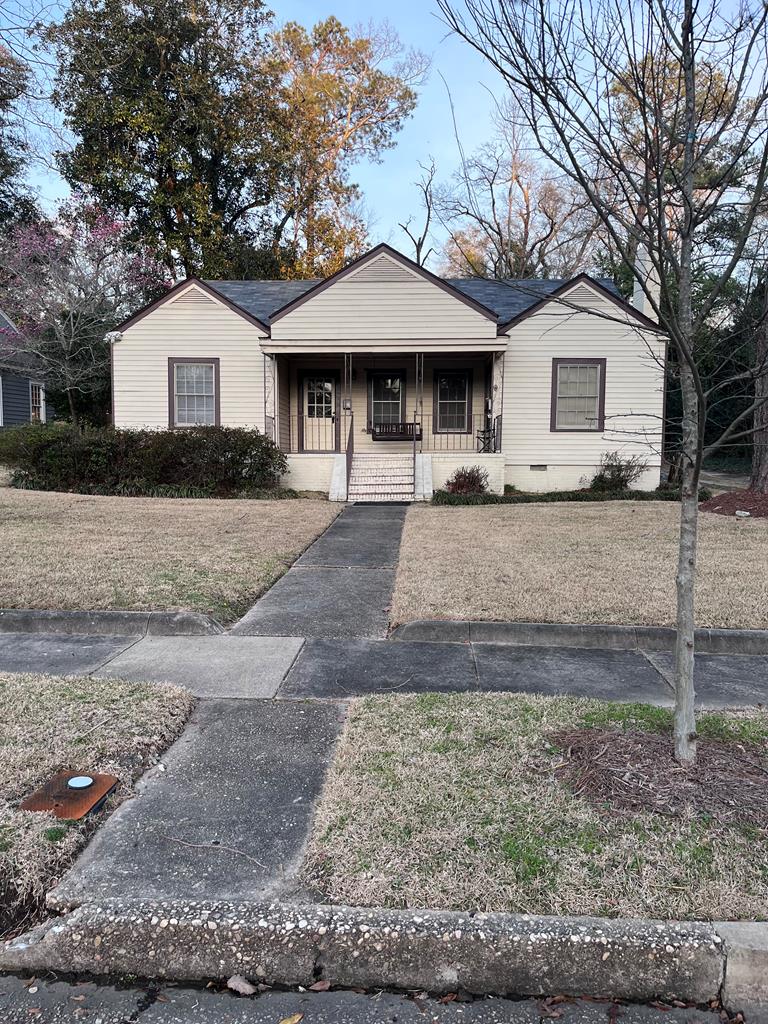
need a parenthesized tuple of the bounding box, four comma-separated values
(304, 693, 768, 920)
(391, 502, 768, 629)
(0, 671, 193, 937)
(0, 489, 338, 623)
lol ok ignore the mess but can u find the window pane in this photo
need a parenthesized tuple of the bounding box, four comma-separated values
(556, 363, 600, 428)
(175, 363, 215, 424)
(437, 372, 469, 432)
(306, 377, 334, 418)
(371, 375, 402, 424)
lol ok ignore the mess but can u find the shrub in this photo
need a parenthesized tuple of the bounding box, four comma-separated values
(431, 485, 712, 506)
(590, 451, 648, 491)
(0, 424, 288, 497)
(445, 464, 489, 495)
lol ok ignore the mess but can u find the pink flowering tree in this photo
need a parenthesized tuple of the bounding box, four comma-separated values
(0, 197, 170, 424)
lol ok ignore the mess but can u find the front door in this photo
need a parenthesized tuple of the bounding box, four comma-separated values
(301, 374, 338, 452)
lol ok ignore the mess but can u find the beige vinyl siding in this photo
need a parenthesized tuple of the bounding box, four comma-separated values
(269, 252, 499, 346)
(501, 283, 665, 476)
(113, 284, 266, 430)
(276, 355, 291, 452)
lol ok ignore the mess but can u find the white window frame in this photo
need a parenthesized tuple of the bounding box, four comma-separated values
(29, 381, 46, 424)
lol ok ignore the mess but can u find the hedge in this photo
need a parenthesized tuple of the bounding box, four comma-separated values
(0, 424, 289, 498)
(431, 486, 712, 506)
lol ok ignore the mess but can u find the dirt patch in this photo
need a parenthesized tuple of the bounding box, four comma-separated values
(700, 489, 768, 518)
(552, 727, 768, 830)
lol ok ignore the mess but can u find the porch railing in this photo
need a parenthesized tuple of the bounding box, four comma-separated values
(281, 412, 502, 454)
(345, 413, 354, 500)
(415, 414, 502, 453)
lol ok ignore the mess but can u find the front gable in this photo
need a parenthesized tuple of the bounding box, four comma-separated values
(267, 244, 504, 351)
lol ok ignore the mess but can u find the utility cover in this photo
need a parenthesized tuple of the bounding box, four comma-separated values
(20, 770, 118, 820)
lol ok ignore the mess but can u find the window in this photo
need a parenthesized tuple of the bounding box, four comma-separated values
(30, 382, 45, 424)
(434, 370, 472, 433)
(369, 371, 404, 425)
(551, 359, 605, 431)
(169, 358, 219, 427)
(305, 376, 335, 419)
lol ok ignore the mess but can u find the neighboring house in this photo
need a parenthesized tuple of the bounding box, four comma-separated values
(0, 308, 48, 428)
(111, 243, 665, 500)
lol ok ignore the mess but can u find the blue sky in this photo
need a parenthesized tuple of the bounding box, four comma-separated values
(27, 0, 502, 260)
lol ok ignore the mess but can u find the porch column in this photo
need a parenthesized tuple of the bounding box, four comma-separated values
(263, 353, 276, 441)
(491, 351, 505, 451)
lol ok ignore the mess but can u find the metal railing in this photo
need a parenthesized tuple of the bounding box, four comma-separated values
(413, 414, 502, 453)
(345, 413, 354, 500)
(286, 414, 339, 453)
(281, 412, 503, 455)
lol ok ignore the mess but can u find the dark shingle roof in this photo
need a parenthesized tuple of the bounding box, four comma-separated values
(205, 275, 621, 327)
(205, 280, 319, 326)
(448, 277, 620, 324)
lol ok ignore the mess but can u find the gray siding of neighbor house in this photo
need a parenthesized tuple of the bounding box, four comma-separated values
(1, 373, 32, 426)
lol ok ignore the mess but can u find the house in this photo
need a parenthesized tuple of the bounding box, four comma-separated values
(0, 308, 48, 428)
(111, 243, 665, 500)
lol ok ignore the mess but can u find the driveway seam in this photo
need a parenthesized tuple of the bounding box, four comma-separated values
(274, 637, 306, 700)
(86, 634, 146, 676)
(640, 648, 676, 693)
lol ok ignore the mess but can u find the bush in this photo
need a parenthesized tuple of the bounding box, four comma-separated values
(432, 485, 712, 506)
(590, 451, 648, 491)
(444, 464, 489, 495)
(0, 424, 288, 497)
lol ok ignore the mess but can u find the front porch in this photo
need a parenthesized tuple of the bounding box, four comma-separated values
(269, 353, 503, 458)
(267, 353, 504, 501)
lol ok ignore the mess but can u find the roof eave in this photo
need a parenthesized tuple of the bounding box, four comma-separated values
(116, 278, 272, 335)
(267, 243, 500, 324)
(499, 273, 666, 335)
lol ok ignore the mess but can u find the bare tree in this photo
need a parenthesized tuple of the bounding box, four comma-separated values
(436, 111, 600, 278)
(399, 158, 436, 266)
(438, 0, 768, 764)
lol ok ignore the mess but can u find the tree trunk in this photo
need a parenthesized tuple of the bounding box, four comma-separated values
(674, 361, 699, 765)
(750, 312, 768, 492)
(66, 388, 79, 429)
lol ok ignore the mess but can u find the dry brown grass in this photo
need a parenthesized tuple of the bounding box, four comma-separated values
(304, 693, 768, 920)
(391, 502, 768, 629)
(0, 671, 193, 936)
(0, 489, 338, 623)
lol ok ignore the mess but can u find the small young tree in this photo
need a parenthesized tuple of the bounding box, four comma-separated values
(0, 198, 168, 424)
(438, 0, 768, 763)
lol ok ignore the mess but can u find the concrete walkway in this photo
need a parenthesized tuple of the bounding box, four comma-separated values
(230, 504, 406, 639)
(1, 629, 768, 706)
(0, 974, 725, 1024)
(50, 700, 344, 911)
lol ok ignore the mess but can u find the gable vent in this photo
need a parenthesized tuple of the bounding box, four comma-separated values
(562, 285, 598, 307)
(171, 288, 217, 307)
(350, 255, 416, 284)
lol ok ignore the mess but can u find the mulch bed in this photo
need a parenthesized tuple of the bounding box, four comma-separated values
(552, 727, 768, 830)
(700, 489, 768, 518)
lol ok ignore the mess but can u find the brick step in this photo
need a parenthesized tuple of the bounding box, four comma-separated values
(350, 473, 413, 483)
(350, 494, 414, 503)
(349, 484, 414, 495)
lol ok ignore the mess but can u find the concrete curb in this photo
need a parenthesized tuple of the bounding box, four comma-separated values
(390, 620, 768, 655)
(0, 900, 732, 1006)
(0, 608, 223, 637)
